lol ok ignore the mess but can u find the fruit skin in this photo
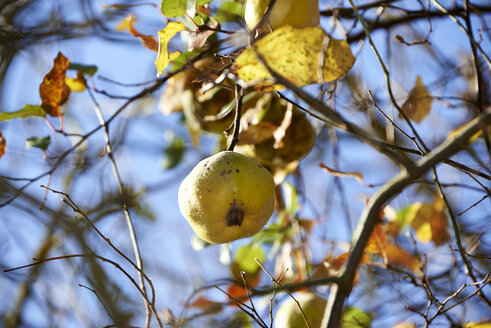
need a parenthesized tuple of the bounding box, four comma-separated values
(274, 292, 328, 328)
(245, 0, 320, 31)
(178, 151, 275, 244)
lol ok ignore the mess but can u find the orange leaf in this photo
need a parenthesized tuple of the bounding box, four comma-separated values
(117, 14, 158, 52)
(0, 130, 5, 159)
(384, 244, 420, 273)
(227, 284, 249, 301)
(366, 223, 420, 273)
(39, 52, 71, 117)
(189, 296, 222, 314)
(365, 224, 387, 255)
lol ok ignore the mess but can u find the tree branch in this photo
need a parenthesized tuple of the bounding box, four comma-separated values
(323, 111, 491, 327)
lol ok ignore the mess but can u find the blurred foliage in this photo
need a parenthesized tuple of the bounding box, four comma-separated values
(1, 0, 490, 327)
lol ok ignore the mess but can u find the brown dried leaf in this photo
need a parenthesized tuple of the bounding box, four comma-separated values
(319, 162, 364, 185)
(401, 75, 433, 123)
(384, 243, 420, 273)
(366, 224, 420, 273)
(189, 296, 222, 314)
(39, 52, 71, 117)
(312, 252, 361, 286)
(0, 130, 6, 159)
(117, 14, 158, 52)
(237, 121, 277, 145)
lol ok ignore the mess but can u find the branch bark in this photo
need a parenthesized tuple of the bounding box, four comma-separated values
(323, 111, 491, 327)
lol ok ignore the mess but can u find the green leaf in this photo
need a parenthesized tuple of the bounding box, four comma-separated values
(155, 22, 187, 76)
(0, 105, 46, 122)
(26, 135, 51, 151)
(215, 1, 244, 23)
(161, 0, 188, 17)
(196, 0, 213, 6)
(234, 243, 265, 274)
(163, 137, 185, 169)
(68, 63, 98, 76)
(342, 307, 372, 328)
(170, 50, 199, 72)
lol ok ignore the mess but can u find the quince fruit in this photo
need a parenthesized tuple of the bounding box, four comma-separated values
(244, 0, 320, 31)
(274, 292, 327, 328)
(178, 151, 275, 244)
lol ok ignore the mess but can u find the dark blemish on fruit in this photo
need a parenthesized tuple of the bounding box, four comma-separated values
(226, 201, 244, 227)
(220, 170, 226, 176)
(207, 168, 210, 171)
(236, 169, 239, 173)
(208, 190, 211, 192)
(226, 161, 230, 165)
(227, 170, 232, 174)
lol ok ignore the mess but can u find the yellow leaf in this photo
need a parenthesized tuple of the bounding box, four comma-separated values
(448, 119, 487, 143)
(39, 52, 71, 117)
(155, 22, 186, 76)
(65, 73, 86, 92)
(401, 75, 433, 123)
(233, 26, 355, 90)
(408, 197, 450, 245)
(465, 322, 491, 328)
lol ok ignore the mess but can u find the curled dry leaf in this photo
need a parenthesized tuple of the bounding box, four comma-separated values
(187, 12, 220, 51)
(401, 75, 433, 123)
(39, 52, 71, 117)
(319, 162, 364, 185)
(0, 130, 6, 159)
(117, 14, 158, 52)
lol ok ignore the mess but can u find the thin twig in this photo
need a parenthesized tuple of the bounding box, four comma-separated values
(324, 112, 491, 327)
(256, 259, 312, 328)
(79, 283, 116, 324)
(433, 170, 491, 309)
(86, 86, 156, 328)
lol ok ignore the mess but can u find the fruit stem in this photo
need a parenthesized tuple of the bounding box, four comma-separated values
(227, 83, 244, 151)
